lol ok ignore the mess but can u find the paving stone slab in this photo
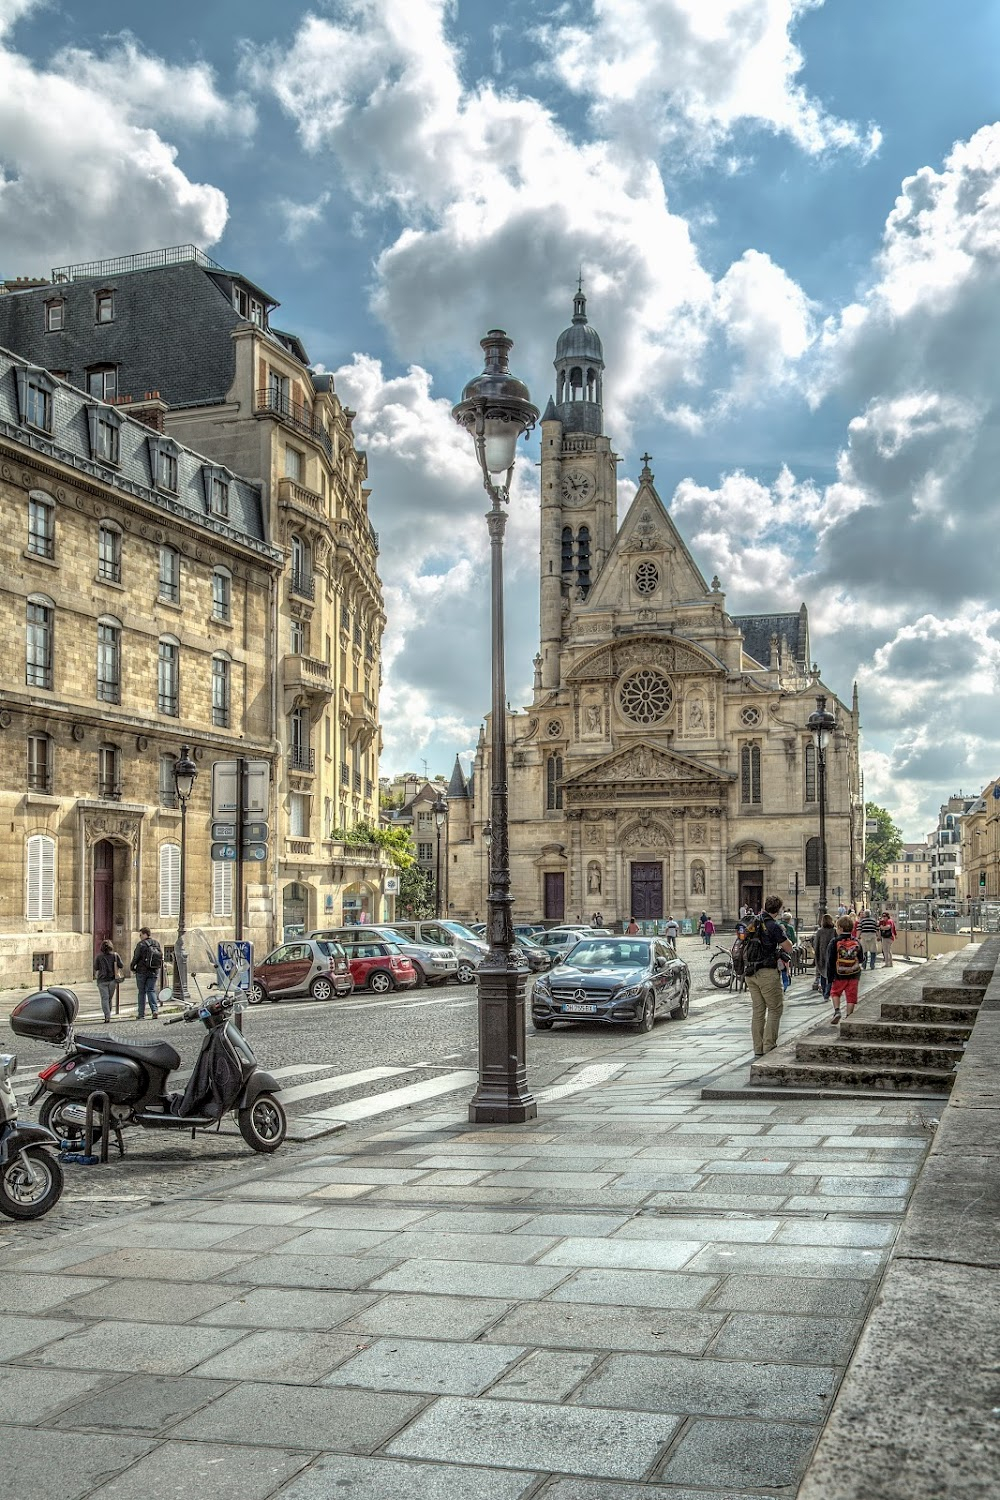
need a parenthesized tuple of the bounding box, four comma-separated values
(216, 1253, 398, 1292)
(52, 1372, 232, 1433)
(706, 1274, 873, 1316)
(548, 1268, 719, 1311)
(708, 1311, 859, 1364)
(189, 1329, 368, 1384)
(340, 1293, 514, 1341)
(511, 1213, 631, 1237)
(0, 1422, 153, 1500)
(92, 1220, 255, 1251)
(367, 1184, 527, 1205)
(402, 1210, 535, 1235)
(367, 1259, 571, 1300)
(83, 1439, 309, 1500)
(356, 1230, 560, 1264)
(63, 1248, 250, 1281)
(64, 1279, 237, 1324)
(576, 1351, 836, 1422)
(539, 1481, 778, 1500)
(656, 1415, 818, 1489)
(259, 1226, 398, 1256)
(326, 1336, 526, 1396)
(164, 1199, 326, 1226)
(11, 1240, 121, 1272)
(171, 1379, 425, 1452)
(0, 1364, 115, 1424)
(295, 1204, 433, 1231)
(683, 1242, 886, 1280)
(0, 1313, 83, 1357)
(484, 1299, 723, 1355)
(385, 1394, 682, 1479)
(485, 1348, 600, 1403)
(0, 1273, 108, 1313)
(32, 1320, 246, 1375)
(774, 1219, 899, 1248)
(273, 1452, 537, 1500)
(538, 1236, 702, 1272)
(614, 1214, 780, 1243)
(784, 1194, 910, 1214)
(197, 1287, 379, 1331)
(649, 1191, 791, 1212)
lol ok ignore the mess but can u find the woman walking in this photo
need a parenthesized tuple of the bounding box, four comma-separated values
(93, 938, 124, 1022)
(813, 914, 836, 998)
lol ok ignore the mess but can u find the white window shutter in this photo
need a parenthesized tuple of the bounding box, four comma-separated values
(213, 858, 233, 918)
(26, 834, 55, 920)
(159, 843, 180, 918)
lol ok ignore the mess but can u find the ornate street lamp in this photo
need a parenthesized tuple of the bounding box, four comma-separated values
(171, 745, 198, 1001)
(432, 792, 448, 919)
(453, 330, 538, 1124)
(807, 695, 837, 919)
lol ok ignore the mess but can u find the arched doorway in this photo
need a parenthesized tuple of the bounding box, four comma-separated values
(93, 839, 115, 955)
(342, 882, 373, 924)
(281, 882, 311, 940)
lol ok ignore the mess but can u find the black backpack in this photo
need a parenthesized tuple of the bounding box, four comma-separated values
(141, 938, 161, 970)
(739, 915, 772, 977)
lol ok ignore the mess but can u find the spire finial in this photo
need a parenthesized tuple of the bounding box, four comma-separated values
(640, 452, 653, 480)
(577, 265, 583, 294)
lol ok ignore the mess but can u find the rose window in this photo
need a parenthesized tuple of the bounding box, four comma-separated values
(634, 561, 659, 595)
(740, 706, 763, 728)
(618, 669, 672, 725)
(546, 719, 563, 738)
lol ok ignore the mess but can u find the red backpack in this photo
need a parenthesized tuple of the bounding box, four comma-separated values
(834, 936, 862, 978)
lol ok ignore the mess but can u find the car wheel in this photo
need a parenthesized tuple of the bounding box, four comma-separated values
(248, 980, 266, 1005)
(410, 963, 427, 988)
(671, 977, 691, 1020)
(368, 969, 393, 994)
(635, 992, 655, 1033)
(310, 976, 335, 1001)
(455, 960, 478, 985)
(533, 1019, 554, 1031)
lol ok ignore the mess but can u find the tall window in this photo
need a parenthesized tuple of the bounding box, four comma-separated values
(546, 753, 564, 811)
(804, 743, 817, 803)
(805, 836, 821, 886)
(740, 743, 762, 806)
(86, 365, 117, 401)
(290, 534, 310, 592)
(212, 858, 233, 918)
(576, 526, 591, 590)
(44, 299, 65, 332)
(26, 597, 53, 689)
(95, 289, 114, 323)
(96, 617, 121, 703)
(27, 493, 55, 558)
(289, 707, 310, 769)
(26, 834, 55, 920)
(156, 447, 178, 492)
(97, 523, 122, 583)
(158, 637, 179, 716)
(285, 446, 303, 482)
(561, 526, 574, 573)
(289, 792, 309, 837)
(210, 474, 229, 518)
(268, 370, 290, 409)
(417, 842, 434, 862)
(290, 619, 305, 655)
(211, 568, 231, 622)
(212, 654, 231, 728)
(159, 843, 180, 918)
(92, 412, 120, 464)
(25, 374, 53, 431)
(98, 745, 121, 799)
(159, 546, 180, 602)
(159, 754, 177, 808)
(27, 733, 52, 793)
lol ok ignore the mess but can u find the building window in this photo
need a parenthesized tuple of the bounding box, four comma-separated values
(561, 526, 573, 573)
(213, 858, 233, 918)
(44, 299, 65, 332)
(86, 366, 117, 402)
(290, 619, 305, 655)
(285, 446, 303, 482)
(159, 843, 180, 919)
(546, 753, 563, 811)
(97, 523, 122, 583)
(90, 409, 121, 464)
(212, 568, 232, 622)
(417, 842, 434, 862)
(159, 754, 177, 808)
(203, 466, 231, 518)
(805, 836, 821, 886)
(96, 617, 121, 703)
(740, 743, 762, 806)
(577, 526, 591, 590)
(289, 707, 312, 770)
(26, 833, 55, 920)
(268, 370, 289, 409)
(27, 492, 55, 558)
(157, 448, 178, 492)
(804, 743, 817, 803)
(158, 637, 179, 716)
(212, 654, 231, 728)
(98, 745, 121, 800)
(289, 792, 309, 837)
(159, 546, 180, 603)
(26, 596, 54, 689)
(27, 733, 52, 794)
(95, 289, 115, 324)
(19, 369, 54, 432)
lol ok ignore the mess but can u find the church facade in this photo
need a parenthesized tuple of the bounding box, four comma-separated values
(447, 293, 864, 926)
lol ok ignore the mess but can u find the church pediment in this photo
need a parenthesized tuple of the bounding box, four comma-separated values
(563, 741, 735, 788)
(566, 636, 725, 683)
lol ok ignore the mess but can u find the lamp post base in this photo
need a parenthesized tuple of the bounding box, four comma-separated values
(469, 960, 537, 1124)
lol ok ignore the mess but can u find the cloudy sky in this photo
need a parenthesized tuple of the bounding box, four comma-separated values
(2, 0, 998, 839)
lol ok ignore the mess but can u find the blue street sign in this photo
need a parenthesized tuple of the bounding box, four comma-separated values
(243, 843, 268, 862)
(211, 843, 237, 861)
(217, 940, 252, 990)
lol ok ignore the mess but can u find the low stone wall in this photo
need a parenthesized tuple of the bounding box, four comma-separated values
(797, 937, 1000, 1499)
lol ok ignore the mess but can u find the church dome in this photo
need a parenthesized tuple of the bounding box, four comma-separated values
(555, 290, 604, 366)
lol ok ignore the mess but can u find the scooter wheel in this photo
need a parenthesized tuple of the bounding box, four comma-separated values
(0, 1146, 64, 1220)
(238, 1094, 286, 1153)
(38, 1095, 85, 1144)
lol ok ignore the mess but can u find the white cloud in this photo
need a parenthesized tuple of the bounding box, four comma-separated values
(54, 34, 256, 135)
(278, 191, 332, 243)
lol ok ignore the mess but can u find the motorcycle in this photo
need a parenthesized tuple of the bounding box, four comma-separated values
(12, 976, 286, 1158)
(0, 1050, 64, 1219)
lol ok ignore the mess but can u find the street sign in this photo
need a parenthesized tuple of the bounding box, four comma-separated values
(242, 822, 268, 841)
(211, 842, 237, 861)
(212, 759, 270, 819)
(243, 843, 268, 862)
(212, 822, 236, 840)
(384, 875, 400, 894)
(217, 940, 252, 990)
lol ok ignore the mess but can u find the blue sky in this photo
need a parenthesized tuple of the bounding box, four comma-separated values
(2, 0, 999, 839)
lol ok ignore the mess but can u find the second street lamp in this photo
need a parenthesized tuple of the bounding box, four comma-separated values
(453, 329, 538, 1124)
(433, 792, 448, 919)
(807, 695, 837, 920)
(170, 744, 198, 1001)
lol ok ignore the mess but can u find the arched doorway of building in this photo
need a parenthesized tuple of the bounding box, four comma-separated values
(93, 839, 115, 955)
(281, 881, 312, 940)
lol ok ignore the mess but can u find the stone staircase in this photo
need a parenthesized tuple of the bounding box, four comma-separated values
(748, 952, 989, 1095)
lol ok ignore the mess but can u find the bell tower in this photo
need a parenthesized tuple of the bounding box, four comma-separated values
(538, 286, 618, 691)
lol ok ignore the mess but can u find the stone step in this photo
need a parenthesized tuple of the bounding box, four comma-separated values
(749, 1059, 954, 1093)
(796, 1039, 965, 1070)
(881, 1002, 981, 1026)
(842, 1019, 973, 1046)
(920, 984, 985, 1005)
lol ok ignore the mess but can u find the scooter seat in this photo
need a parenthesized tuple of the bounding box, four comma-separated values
(76, 1033, 182, 1072)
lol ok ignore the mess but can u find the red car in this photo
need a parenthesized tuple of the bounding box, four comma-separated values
(341, 939, 417, 994)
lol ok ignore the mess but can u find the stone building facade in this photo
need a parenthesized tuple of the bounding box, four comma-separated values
(448, 293, 864, 924)
(0, 345, 281, 986)
(0, 246, 391, 942)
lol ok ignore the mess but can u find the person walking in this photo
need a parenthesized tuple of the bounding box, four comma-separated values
(813, 913, 836, 997)
(856, 908, 879, 969)
(701, 915, 715, 947)
(93, 939, 124, 1022)
(826, 914, 864, 1023)
(130, 927, 162, 1019)
(664, 916, 680, 947)
(878, 910, 897, 967)
(625, 916, 639, 935)
(744, 895, 795, 1056)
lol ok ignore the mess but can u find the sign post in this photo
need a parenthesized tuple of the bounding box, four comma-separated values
(212, 757, 270, 1032)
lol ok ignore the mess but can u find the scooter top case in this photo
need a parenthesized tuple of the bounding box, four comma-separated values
(10, 988, 78, 1043)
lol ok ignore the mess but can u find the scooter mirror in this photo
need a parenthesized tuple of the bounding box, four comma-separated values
(157, 987, 173, 1005)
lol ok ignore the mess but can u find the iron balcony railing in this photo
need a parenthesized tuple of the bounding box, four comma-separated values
(51, 245, 224, 282)
(290, 569, 315, 600)
(255, 388, 333, 460)
(289, 746, 315, 773)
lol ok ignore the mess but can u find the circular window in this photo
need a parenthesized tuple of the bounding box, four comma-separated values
(634, 561, 659, 595)
(546, 719, 563, 738)
(618, 669, 672, 725)
(740, 706, 763, 728)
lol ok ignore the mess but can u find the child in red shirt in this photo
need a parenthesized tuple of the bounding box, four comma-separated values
(826, 915, 864, 1023)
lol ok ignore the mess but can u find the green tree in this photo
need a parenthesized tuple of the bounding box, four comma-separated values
(865, 801, 903, 904)
(398, 864, 433, 919)
(331, 822, 415, 868)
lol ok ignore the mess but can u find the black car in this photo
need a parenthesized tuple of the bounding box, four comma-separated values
(531, 936, 691, 1032)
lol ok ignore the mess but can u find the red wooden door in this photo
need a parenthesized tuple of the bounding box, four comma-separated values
(93, 840, 115, 955)
(544, 872, 565, 921)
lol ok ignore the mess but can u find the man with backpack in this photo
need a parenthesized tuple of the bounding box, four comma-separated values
(742, 895, 796, 1057)
(826, 914, 864, 1023)
(856, 908, 879, 970)
(130, 926, 163, 1019)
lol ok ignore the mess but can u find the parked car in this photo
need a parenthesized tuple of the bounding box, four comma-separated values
(531, 935, 691, 1032)
(514, 924, 547, 940)
(536, 927, 602, 960)
(386, 920, 487, 985)
(516, 934, 555, 972)
(250, 939, 354, 1005)
(340, 938, 418, 994)
(309, 926, 458, 987)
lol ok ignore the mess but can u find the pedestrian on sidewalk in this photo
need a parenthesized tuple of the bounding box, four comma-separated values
(744, 895, 795, 1056)
(625, 916, 639, 935)
(93, 939, 124, 1022)
(878, 910, 897, 966)
(856, 908, 879, 969)
(701, 915, 715, 947)
(664, 915, 679, 948)
(827, 915, 864, 1024)
(812, 913, 836, 997)
(130, 927, 162, 1019)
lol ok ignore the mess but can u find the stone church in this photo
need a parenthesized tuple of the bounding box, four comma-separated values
(447, 292, 864, 925)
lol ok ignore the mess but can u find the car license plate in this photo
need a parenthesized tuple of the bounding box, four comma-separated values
(562, 1002, 597, 1014)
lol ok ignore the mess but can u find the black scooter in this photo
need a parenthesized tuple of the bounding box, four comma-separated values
(12, 981, 286, 1157)
(0, 1050, 64, 1218)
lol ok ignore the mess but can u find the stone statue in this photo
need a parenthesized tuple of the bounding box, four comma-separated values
(691, 864, 705, 894)
(689, 698, 705, 729)
(586, 704, 602, 732)
(587, 862, 602, 895)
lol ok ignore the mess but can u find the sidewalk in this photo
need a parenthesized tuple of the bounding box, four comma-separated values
(0, 961, 948, 1499)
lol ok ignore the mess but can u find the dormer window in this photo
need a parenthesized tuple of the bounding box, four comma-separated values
(44, 299, 65, 332)
(86, 365, 118, 402)
(148, 434, 180, 494)
(233, 284, 264, 326)
(203, 466, 231, 519)
(95, 289, 115, 323)
(87, 405, 122, 466)
(15, 367, 55, 433)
